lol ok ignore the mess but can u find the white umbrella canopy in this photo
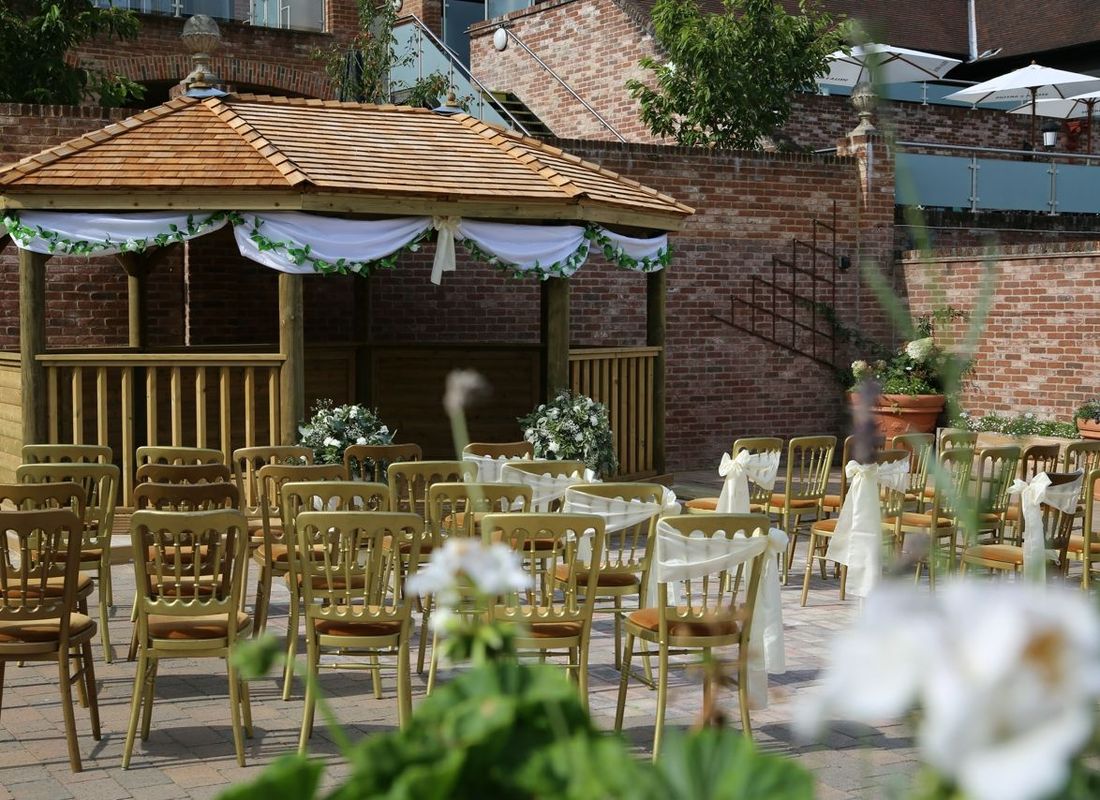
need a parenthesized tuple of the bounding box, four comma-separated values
(946, 63, 1100, 146)
(818, 43, 962, 87)
(1008, 91, 1100, 152)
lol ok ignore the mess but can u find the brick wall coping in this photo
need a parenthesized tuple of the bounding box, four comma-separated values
(0, 103, 138, 118)
(903, 240, 1100, 264)
(547, 135, 858, 165)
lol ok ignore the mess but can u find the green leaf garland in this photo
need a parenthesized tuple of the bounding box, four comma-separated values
(2, 210, 230, 255)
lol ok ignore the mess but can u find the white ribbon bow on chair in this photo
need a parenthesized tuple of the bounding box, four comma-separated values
(825, 459, 907, 598)
(430, 216, 461, 285)
(1009, 471, 1082, 582)
(716, 449, 780, 514)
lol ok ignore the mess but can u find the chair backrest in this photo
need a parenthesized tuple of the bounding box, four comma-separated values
(295, 511, 422, 630)
(21, 444, 112, 465)
(878, 449, 917, 521)
(427, 482, 533, 540)
(136, 446, 224, 466)
(562, 482, 669, 583)
(16, 463, 119, 550)
(0, 481, 85, 516)
(929, 447, 975, 518)
(653, 514, 770, 645)
(782, 435, 837, 503)
(463, 441, 534, 459)
(0, 509, 83, 628)
(133, 481, 240, 511)
(1064, 442, 1100, 506)
(483, 512, 605, 629)
(256, 464, 346, 540)
(278, 481, 391, 564)
(890, 433, 935, 498)
(1020, 443, 1061, 481)
(974, 446, 1022, 517)
(499, 460, 588, 512)
(939, 429, 978, 451)
(731, 437, 783, 507)
(344, 443, 422, 482)
(232, 446, 314, 515)
(130, 509, 248, 620)
(136, 462, 233, 486)
(387, 460, 477, 520)
(1038, 471, 1084, 564)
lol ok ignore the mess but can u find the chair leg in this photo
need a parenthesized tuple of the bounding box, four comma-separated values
(426, 628, 440, 695)
(123, 650, 148, 769)
(298, 635, 319, 753)
(254, 568, 271, 636)
(416, 595, 432, 675)
(397, 638, 412, 729)
(577, 639, 591, 712)
(227, 660, 246, 768)
(281, 589, 300, 701)
(57, 651, 82, 772)
(81, 642, 101, 741)
(0, 660, 5, 721)
(613, 596, 622, 670)
(140, 659, 158, 741)
(98, 567, 113, 664)
(73, 648, 88, 709)
(800, 532, 817, 607)
(839, 565, 848, 601)
(652, 642, 670, 761)
(738, 649, 753, 739)
(240, 676, 253, 739)
(614, 632, 635, 731)
(370, 653, 383, 700)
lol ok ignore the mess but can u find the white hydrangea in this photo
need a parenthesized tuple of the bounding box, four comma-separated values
(905, 337, 936, 363)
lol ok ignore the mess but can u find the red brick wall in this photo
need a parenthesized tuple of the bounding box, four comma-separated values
(902, 242, 1100, 422)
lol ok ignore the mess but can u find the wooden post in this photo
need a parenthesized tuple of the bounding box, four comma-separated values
(353, 275, 371, 404)
(647, 269, 667, 474)
(278, 273, 305, 445)
(116, 252, 151, 349)
(19, 250, 49, 445)
(540, 277, 570, 401)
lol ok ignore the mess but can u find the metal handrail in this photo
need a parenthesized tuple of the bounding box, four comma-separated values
(495, 26, 626, 143)
(897, 140, 1100, 163)
(394, 15, 531, 137)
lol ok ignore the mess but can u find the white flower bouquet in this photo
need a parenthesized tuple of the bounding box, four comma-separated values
(298, 399, 394, 465)
(518, 390, 618, 477)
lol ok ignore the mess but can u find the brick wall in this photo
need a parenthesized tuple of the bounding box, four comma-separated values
(902, 242, 1100, 422)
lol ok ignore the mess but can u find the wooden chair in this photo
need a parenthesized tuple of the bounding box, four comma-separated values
(800, 449, 909, 606)
(231, 445, 314, 524)
(1064, 441, 1100, 516)
(614, 513, 770, 759)
(483, 512, 605, 706)
(386, 460, 478, 522)
(939, 429, 978, 450)
(135, 462, 233, 486)
(970, 446, 1022, 547)
(960, 472, 1081, 578)
(463, 442, 534, 459)
(125, 510, 252, 768)
(278, 480, 391, 700)
(251, 464, 346, 638)
(889, 448, 973, 588)
(135, 446, 224, 466)
(344, 443, 422, 482)
(684, 437, 783, 513)
(0, 508, 100, 772)
(1066, 470, 1100, 589)
(821, 435, 855, 518)
(295, 511, 422, 753)
(21, 444, 112, 465)
(1005, 444, 1061, 544)
(889, 433, 935, 512)
(16, 462, 119, 662)
(559, 482, 669, 673)
(498, 460, 588, 512)
(768, 435, 836, 583)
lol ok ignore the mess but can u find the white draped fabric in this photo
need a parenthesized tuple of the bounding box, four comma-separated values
(462, 453, 537, 484)
(1009, 471, 1083, 581)
(825, 459, 910, 598)
(458, 219, 589, 277)
(562, 485, 681, 562)
(596, 227, 669, 270)
(498, 463, 599, 512)
(650, 520, 786, 709)
(4, 211, 228, 255)
(716, 449, 781, 514)
(234, 213, 430, 274)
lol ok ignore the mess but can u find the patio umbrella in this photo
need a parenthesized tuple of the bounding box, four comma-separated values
(945, 63, 1100, 148)
(818, 43, 962, 87)
(1007, 90, 1100, 153)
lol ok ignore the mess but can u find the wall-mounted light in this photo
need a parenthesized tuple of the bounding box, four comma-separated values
(837, 255, 852, 272)
(493, 27, 508, 52)
(1042, 120, 1060, 150)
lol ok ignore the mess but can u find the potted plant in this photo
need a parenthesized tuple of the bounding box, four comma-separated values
(1075, 398, 1100, 441)
(849, 335, 954, 441)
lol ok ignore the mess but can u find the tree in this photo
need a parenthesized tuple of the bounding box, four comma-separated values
(627, 0, 849, 149)
(0, 1, 144, 106)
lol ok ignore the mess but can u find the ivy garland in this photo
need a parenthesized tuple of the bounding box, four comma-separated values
(2, 210, 230, 255)
(589, 226, 672, 272)
(459, 233, 591, 279)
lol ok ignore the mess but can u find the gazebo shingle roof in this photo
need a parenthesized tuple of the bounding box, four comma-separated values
(0, 94, 692, 229)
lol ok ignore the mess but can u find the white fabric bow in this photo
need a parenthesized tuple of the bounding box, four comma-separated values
(649, 520, 786, 709)
(1009, 471, 1082, 581)
(562, 486, 681, 563)
(461, 452, 534, 483)
(430, 216, 462, 285)
(499, 463, 599, 512)
(826, 459, 908, 598)
(716, 449, 780, 514)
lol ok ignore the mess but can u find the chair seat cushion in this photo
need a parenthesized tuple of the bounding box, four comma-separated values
(146, 611, 251, 640)
(822, 494, 842, 510)
(963, 544, 1024, 565)
(50, 548, 103, 564)
(554, 564, 638, 588)
(767, 494, 818, 510)
(525, 620, 583, 639)
(3, 573, 94, 600)
(262, 543, 327, 564)
(628, 607, 739, 638)
(489, 530, 558, 551)
(885, 512, 953, 529)
(1067, 535, 1100, 555)
(0, 613, 94, 643)
(1005, 506, 1020, 522)
(811, 518, 838, 534)
(296, 573, 368, 590)
(684, 498, 718, 512)
(314, 617, 402, 637)
(248, 522, 282, 540)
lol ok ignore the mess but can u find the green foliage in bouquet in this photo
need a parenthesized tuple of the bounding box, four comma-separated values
(1074, 398, 1100, 423)
(951, 410, 1080, 439)
(297, 399, 393, 465)
(519, 390, 618, 477)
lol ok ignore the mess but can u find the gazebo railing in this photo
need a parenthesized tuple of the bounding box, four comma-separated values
(37, 352, 284, 503)
(569, 346, 660, 478)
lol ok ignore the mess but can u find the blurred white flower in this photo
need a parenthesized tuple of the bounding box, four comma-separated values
(851, 359, 870, 378)
(355, 437, 367, 445)
(905, 337, 936, 363)
(797, 581, 1100, 800)
(407, 539, 531, 599)
(443, 369, 490, 416)
(323, 436, 340, 448)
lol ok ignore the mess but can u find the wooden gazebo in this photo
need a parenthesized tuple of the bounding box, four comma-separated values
(0, 94, 691, 492)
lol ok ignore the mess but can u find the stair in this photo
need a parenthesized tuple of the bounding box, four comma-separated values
(490, 91, 554, 138)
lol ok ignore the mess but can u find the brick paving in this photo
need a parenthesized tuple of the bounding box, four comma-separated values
(15, 467, 1083, 797)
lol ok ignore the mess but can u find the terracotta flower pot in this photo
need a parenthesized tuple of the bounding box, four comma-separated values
(1077, 418, 1100, 441)
(850, 393, 946, 442)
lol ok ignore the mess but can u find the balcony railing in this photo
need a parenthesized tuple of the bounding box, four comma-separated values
(895, 141, 1100, 215)
(94, 0, 325, 33)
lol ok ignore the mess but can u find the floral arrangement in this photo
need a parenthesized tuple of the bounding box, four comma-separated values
(297, 399, 393, 464)
(849, 335, 956, 396)
(518, 390, 618, 477)
(951, 410, 1080, 439)
(1074, 398, 1100, 423)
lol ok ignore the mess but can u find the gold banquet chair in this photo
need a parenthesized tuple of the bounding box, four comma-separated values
(768, 435, 836, 583)
(683, 437, 783, 514)
(344, 443, 422, 482)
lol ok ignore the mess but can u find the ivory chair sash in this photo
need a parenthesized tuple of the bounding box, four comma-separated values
(562, 485, 681, 560)
(825, 459, 910, 598)
(1010, 471, 1083, 581)
(499, 463, 598, 511)
(716, 450, 781, 514)
(462, 453, 538, 483)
